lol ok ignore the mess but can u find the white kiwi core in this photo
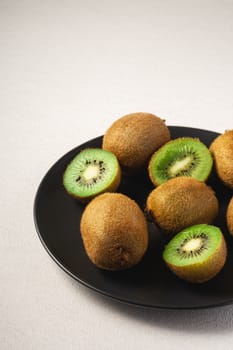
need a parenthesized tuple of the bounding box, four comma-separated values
(169, 156, 192, 176)
(83, 165, 100, 181)
(182, 238, 203, 252)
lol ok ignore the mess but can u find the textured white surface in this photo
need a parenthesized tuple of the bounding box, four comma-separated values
(1, 1, 233, 349)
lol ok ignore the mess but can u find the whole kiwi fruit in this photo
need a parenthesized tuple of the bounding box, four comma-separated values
(102, 112, 170, 174)
(209, 129, 233, 189)
(80, 193, 148, 270)
(227, 196, 233, 236)
(146, 177, 219, 235)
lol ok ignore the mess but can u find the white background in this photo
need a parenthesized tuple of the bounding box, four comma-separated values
(1, 1, 233, 349)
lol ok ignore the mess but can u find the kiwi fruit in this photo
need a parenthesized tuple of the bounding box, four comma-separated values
(148, 137, 213, 186)
(80, 193, 148, 270)
(63, 148, 121, 202)
(102, 112, 170, 174)
(163, 224, 227, 283)
(146, 177, 219, 234)
(209, 129, 233, 189)
(227, 196, 233, 236)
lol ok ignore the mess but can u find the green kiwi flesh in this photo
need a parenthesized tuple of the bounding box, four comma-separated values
(149, 137, 213, 186)
(63, 148, 121, 201)
(163, 224, 227, 283)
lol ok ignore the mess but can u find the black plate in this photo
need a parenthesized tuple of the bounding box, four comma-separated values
(34, 126, 233, 309)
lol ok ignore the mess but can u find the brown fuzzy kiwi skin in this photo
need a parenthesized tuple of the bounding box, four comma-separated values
(146, 177, 219, 235)
(164, 234, 227, 283)
(80, 193, 148, 270)
(227, 196, 233, 236)
(63, 160, 121, 203)
(209, 129, 233, 189)
(148, 137, 211, 186)
(102, 112, 170, 174)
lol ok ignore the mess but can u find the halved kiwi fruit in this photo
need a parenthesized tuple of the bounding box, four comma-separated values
(80, 193, 148, 270)
(209, 129, 233, 189)
(146, 177, 219, 235)
(149, 137, 213, 186)
(163, 224, 227, 283)
(227, 197, 233, 236)
(63, 148, 121, 202)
